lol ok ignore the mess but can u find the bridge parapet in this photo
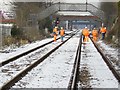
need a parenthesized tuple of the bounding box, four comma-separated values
(37, 3, 104, 21)
(87, 4, 104, 20)
(38, 4, 59, 20)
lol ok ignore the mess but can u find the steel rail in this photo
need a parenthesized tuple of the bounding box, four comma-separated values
(0, 34, 75, 90)
(91, 38, 120, 83)
(68, 34, 82, 90)
(68, 37, 120, 90)
(0, 38, 62, 67)
(0, 30, 77, 67)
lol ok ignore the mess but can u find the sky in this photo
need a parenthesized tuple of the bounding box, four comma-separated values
(65, 0, 99, 3)
(65, 0, 119, 3)
(0, 0, 99, 11)
(0, 0, 119, 11)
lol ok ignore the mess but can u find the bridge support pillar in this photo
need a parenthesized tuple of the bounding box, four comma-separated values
(69, 20, 73, 30)
(65, 21, 69, 30)
(90, 21, 92, 30)
(0, 28, 2, 49)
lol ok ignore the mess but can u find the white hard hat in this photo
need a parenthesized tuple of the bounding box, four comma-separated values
(55, 26, 58, 28)
(85, 27, 87, 29)
(102, 23, 104, 27)
(61, 27, 63, 29)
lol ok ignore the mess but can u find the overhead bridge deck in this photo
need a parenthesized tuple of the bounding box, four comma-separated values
(37, 3, 104, 21)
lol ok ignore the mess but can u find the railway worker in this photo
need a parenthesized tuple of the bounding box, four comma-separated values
(82, 27, 90, 42)
(92, 28, 98, 41)
(100, 25, 107, 40)
(53, 26, 58, 42)
(59, 27, 65, 42)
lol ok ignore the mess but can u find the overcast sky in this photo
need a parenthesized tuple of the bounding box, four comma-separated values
(0, 0, 119, 11)
(65, 0, 99, 3)
(65, 0, 119, 3)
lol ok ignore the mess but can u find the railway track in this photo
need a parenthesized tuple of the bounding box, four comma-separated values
(0, 34, 75, 90)
(68, 36, 120, 89)
(1, 31, 118, 89)
(91, 38, 120, 83)
(0, 30, 77, 67)
(0, 38, 60, 67)
(68, 34, 82, 89)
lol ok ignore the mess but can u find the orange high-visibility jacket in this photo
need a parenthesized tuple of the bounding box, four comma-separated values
(82, 29, 89, 36)
(92, 30, 98, 37)
(60, 29, 65, 36)
(100, 27, 107, 33)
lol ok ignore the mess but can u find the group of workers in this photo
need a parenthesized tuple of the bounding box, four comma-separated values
(53, 26, 65, 42)
(52, 25, 107, 42)
(82, 25, 107, 42)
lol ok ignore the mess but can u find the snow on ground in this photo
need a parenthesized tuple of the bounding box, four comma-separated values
(0, 38, 53, 63)
(12, 35, 80, 88)
(0, 30, 76, 63)
(0, 37, 70, 88)
(77, 39, 118, 88)
(97, 40, 119, 70)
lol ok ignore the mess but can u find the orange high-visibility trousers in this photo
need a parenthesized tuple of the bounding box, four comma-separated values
(92, 30, 98, 42)
(82, 29, 89, 42)
(54, 35, 57, 42)
(93, 36, 97, 41)
(84, 36, 89, 42)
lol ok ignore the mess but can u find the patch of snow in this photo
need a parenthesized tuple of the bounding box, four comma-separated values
(0, 37, 69, 88)
(78, 39, 118, 88)
(12, 36, 80, 88)
(0, 38, 53, 63)
(97, 40, 119, 70)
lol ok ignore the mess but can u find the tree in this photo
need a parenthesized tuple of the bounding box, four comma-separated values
(100, 2, 118, 29)
(118, 1, 120, 43)
(118, 1, 120, 16)
(11, 24, 23, 39)
(11, 2, 46, 27)
(11, 2, 53, 41)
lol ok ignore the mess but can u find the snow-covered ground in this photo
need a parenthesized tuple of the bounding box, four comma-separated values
(1, 29, 119, 89)
(77, 39, 118, 88)
(0, 36, 70, 88)
(97, 40, 119, 71)
(0, 30, 77, 63)
(11, 35, 80, 88)
(0, 38, 53, 63)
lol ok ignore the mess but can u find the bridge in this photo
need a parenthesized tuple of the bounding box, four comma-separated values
(35, 3, 104, 30)
(38, 3, 104, 20)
